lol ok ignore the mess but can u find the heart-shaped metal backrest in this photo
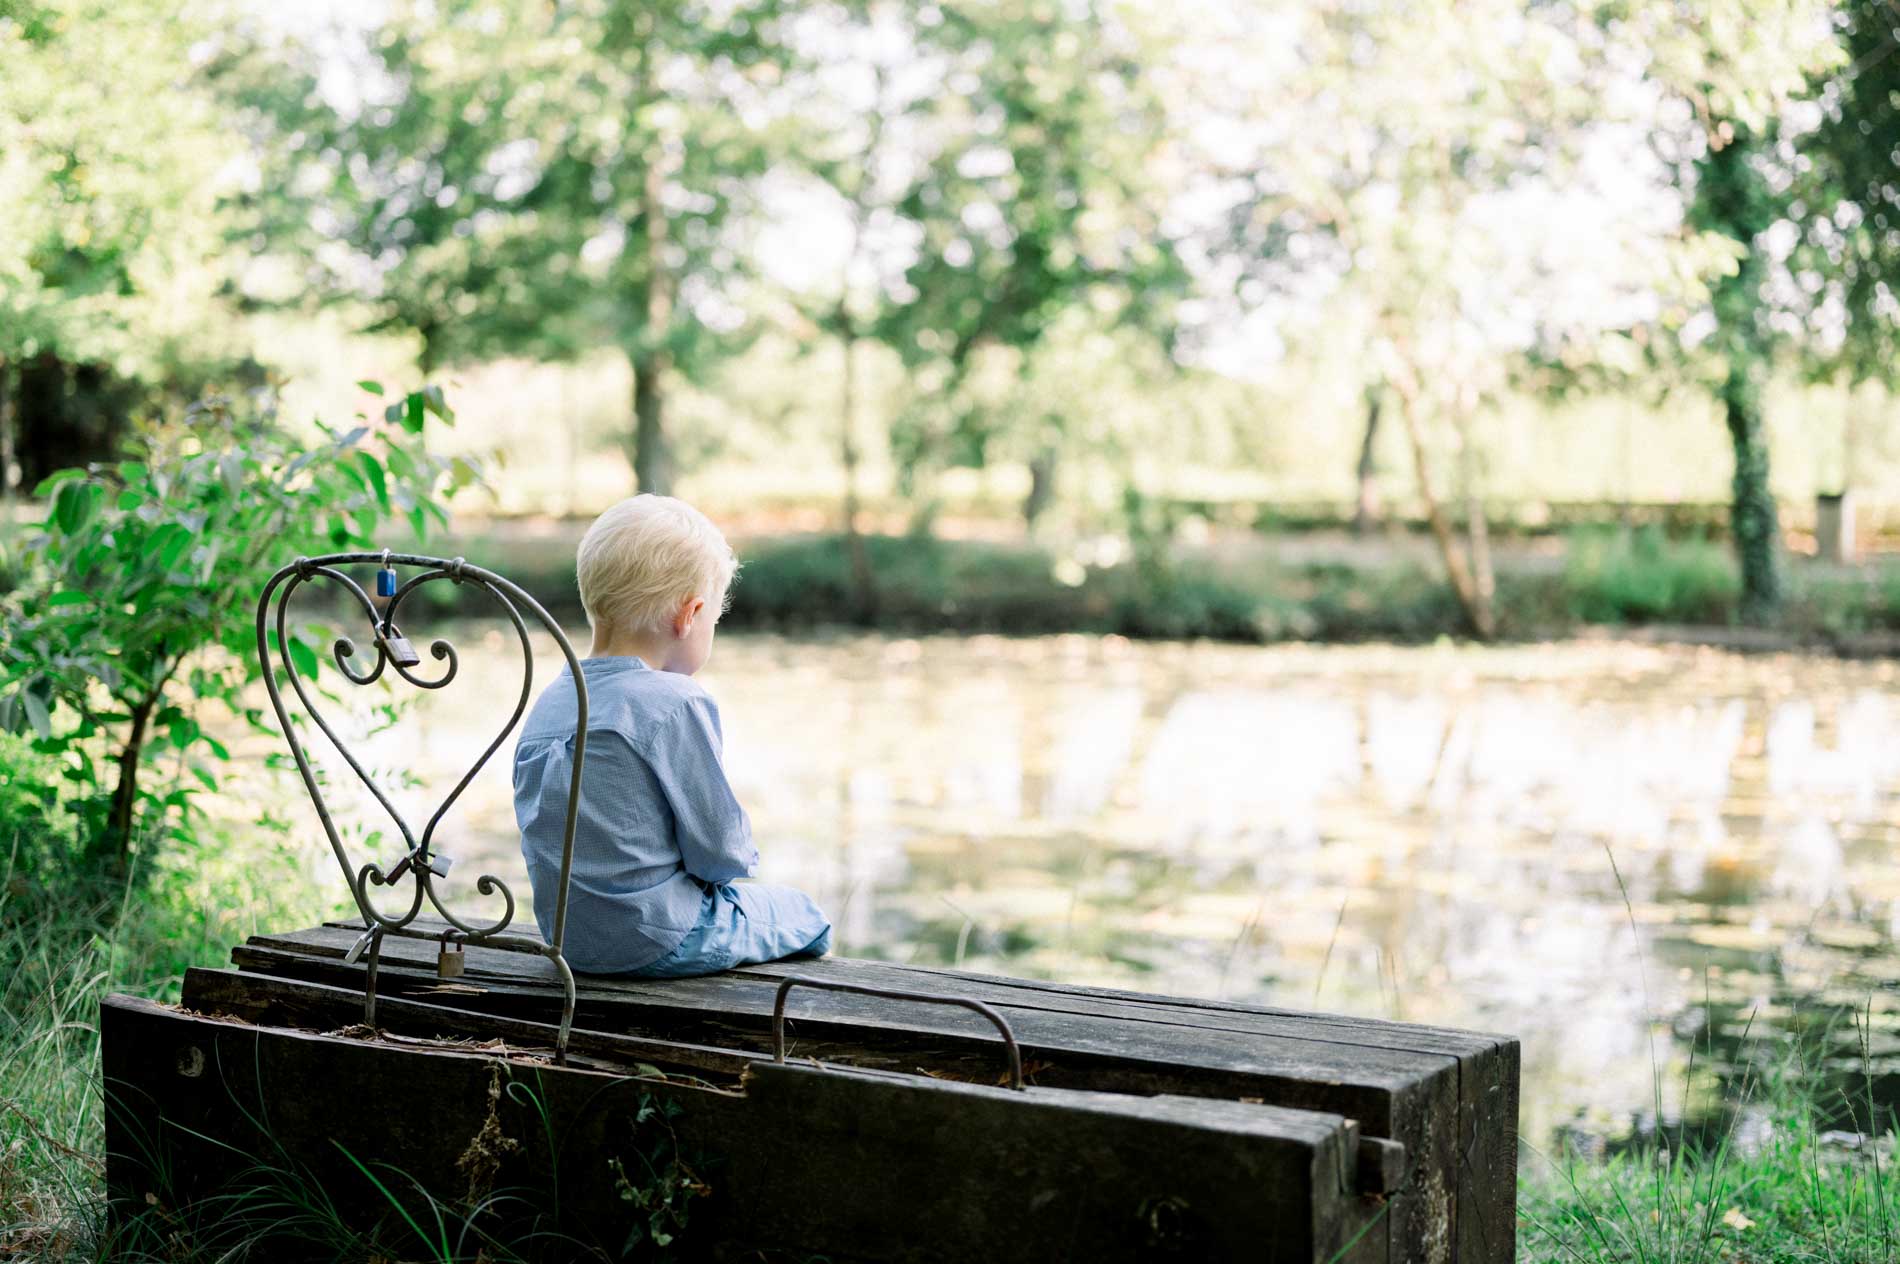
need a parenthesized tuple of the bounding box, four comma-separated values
(255, 551, 587, 1056)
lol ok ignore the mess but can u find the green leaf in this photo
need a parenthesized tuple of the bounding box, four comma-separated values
(357, 452, 389, 510)
(421, 383, 455, 424)
(191, 766, 219, 793)
(45, 590, 90, 607)
(401, 392, 427, 434)
(288, 636, 320, 680)
(147, 522, 192, 573)
(356, 380, 386, 396)
(22, 691, 50, 739)
(32, 469, 85, 498)
(52, 480, 99, 535)
(385, 445, 417, 483)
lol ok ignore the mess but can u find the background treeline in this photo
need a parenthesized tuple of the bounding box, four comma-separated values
(7, 0, 1900, 639)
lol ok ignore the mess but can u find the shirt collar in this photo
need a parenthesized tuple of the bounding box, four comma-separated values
(579, 655, 651, 674)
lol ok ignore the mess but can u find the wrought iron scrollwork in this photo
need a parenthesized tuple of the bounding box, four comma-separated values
(255, 551, 587, 1061)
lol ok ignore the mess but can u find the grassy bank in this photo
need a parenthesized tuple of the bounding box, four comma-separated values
(9, 866, 1900, 1263)
(1520, 1059, 1900, 1263)
(443, 524, 1900, 647)
(0, 820, 335, 1258)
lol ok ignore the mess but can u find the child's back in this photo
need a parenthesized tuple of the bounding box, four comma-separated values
(512, 495, 830, 977)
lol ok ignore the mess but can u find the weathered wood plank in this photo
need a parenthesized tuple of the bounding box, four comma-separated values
(187, 966, 1416, 1197)
(238, 926, 1508, 1262)
(244, 926, 1445, 1091)
(302, 918, 1518, 1261)
(320, 917, 1500, 1055)
(181, 966, 754, 1081)
(103, 996, 1393, 1262)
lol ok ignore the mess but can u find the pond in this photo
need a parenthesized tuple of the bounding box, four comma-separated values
(278, 625, 1900, 1152)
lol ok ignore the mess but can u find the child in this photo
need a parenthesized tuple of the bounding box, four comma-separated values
(513, 494, 832, 977)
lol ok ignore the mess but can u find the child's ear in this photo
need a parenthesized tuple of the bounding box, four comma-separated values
(675, 595, 706, 638)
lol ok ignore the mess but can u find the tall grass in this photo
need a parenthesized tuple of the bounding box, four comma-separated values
(1520, 1034, 1900, 1263)
(0, 824, 333, 1259)
(1517, 847, 1899, 1262)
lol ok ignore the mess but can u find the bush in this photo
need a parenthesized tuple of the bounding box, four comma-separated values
(726, 534, 1286, 641)
(1564, 526, 1740, 625)
(1297, 561, 1469, 641)
(0, 732, 82, 885)
(0, 386, 468, 882)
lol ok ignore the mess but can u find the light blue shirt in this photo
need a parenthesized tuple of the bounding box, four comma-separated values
(512, 656, 759, 973)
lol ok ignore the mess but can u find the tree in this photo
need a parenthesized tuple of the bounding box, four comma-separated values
(1195, 0, 1657, 637)
(1173, 0, 1836, 636)
(1690, 127, 1785, 620)
(868, 0, 1186, 524)
(1640, 1, 1838, 622)
(222, 0, 798, 495)
(1790, 0, 1900, 492)
(0, 0, 247, 493)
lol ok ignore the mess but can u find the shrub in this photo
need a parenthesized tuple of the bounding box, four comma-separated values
(0, 385, 471, 883)
(1564, 526, 1740, 625)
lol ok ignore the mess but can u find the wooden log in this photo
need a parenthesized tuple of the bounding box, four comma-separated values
(231, 922, 1518, 1262)
(103, 995, 1393, 1263)
(185, 967, 1415, 1201)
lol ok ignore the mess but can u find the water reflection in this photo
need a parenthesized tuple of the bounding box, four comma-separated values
(284, 629, 1900, 1149)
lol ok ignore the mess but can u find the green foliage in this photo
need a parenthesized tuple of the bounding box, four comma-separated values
(1564, 527, 1741, 625)
(0, 0, 244, 383)
(221, 0, 802, 491)
(1795, 0, 1900, 388)
(1521, 1048, 1900, 1264)
(0, 384, 469, 873)
(608, 1095, 709, 1259)
(733, 533, 1284, 641)
(0, 730, 82, 881)
(0, 826, 336, 1258)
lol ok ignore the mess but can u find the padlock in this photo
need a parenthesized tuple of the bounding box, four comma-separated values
(437, 940, 465, 979)
(373, 566, 399, 615)
(377, 625, 422, 668)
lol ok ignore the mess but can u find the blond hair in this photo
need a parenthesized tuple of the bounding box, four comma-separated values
(576, 495, 739, 636)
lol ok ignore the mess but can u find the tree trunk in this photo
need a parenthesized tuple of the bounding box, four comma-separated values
(0, 358, 14, 502)
(1388, 366, 1494, 639)
(99, 692, 158, 868)
(632, 351, 672, 497)
(632, 151, 675, 498)
(1352, 388, 1382, 534)
(840, 330, 875, 617)
(1723, 356, 1781, 624)
(1024, 445, 1058, 532)
(1455, 405, 1495, 633)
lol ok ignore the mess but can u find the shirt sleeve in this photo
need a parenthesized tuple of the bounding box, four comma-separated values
(650, 693, 758, 884)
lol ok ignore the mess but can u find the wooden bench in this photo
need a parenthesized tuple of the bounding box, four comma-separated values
(101, 551, 1518, 1261)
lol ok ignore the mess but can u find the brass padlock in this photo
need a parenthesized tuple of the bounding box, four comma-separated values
(437, 940, 465, 979)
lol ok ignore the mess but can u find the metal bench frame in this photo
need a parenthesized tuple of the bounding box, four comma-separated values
(255, 550, 586, 1060)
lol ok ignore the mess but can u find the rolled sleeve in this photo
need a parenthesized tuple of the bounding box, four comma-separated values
(650, 694, 758, 884)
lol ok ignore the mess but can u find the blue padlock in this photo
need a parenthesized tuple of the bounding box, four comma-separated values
(376, 567, 399, 599)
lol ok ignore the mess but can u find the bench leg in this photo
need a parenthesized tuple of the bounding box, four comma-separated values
(362, 925, 386, 1028)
